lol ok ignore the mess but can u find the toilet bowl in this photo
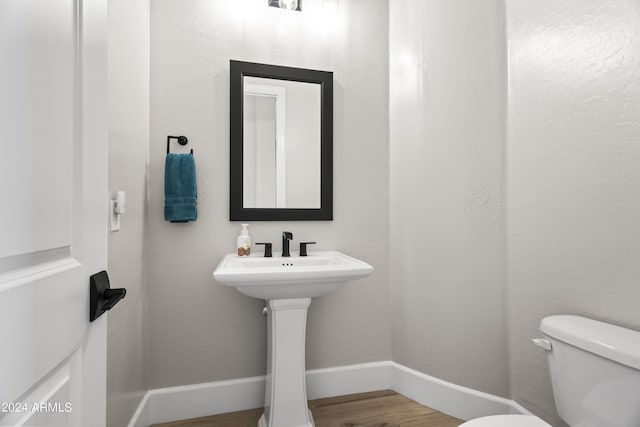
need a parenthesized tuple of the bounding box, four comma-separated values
(459, 415, 550, 426)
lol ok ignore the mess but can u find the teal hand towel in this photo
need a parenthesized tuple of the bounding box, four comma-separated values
(164, 153, 197, 222)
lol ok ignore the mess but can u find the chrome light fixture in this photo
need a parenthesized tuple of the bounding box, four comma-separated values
(269, 0, 301, 11)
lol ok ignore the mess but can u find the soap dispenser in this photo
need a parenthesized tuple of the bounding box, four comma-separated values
(237, 224, 251, 257)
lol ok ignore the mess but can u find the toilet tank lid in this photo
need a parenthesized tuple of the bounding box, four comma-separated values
(540, 315, 640, 370)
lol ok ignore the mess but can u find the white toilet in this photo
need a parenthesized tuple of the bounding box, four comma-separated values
(460, 315, 640, 426)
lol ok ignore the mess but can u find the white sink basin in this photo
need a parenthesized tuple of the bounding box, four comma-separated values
(213, 250, 374, 426)
(213, 251, 373, 299)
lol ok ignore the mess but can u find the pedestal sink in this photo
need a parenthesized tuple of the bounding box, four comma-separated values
(213, 251, 373, 427)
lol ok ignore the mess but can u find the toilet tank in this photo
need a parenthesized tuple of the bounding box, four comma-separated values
(539, 315, 640, 427)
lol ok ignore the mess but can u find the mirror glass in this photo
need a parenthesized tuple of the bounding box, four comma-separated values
(230, 60, 333, 221)
(242, 76, 321, 209)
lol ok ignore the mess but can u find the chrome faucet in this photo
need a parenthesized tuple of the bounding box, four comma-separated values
(282, 231, 293, 257)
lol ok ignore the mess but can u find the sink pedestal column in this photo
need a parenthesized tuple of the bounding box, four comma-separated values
(258, 297, 314, 427)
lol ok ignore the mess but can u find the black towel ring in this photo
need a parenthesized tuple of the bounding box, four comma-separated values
(167, 135, 193, 154)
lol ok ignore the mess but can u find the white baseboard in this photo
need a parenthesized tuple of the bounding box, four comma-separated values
(128, 361, 530, 427)
(128, 392, 150, 427)
(305, 361, 392, 400)
(128, 375, 266, 427)
(389, 362, 533, 420)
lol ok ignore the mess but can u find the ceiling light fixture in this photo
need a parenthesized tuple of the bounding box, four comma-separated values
(269, 0, 301, 12)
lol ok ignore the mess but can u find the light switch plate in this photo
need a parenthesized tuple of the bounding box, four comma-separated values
(110, 200, 120, 232)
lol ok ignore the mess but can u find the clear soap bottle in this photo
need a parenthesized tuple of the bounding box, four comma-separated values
(237, 224, 251, 257)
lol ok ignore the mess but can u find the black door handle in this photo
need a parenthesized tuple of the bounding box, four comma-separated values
(90, 271, 127, 322)
(102, 288, 127, 311)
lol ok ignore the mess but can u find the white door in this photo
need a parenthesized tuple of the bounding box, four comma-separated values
(0, 1, 108, 426)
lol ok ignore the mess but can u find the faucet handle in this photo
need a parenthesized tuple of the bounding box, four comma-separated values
(299, 242, 316, 257)
(255, 243, 272, 257)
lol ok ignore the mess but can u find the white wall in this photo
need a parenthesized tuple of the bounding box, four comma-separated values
(147, 0, 390, 389)
(283, 79, 321, 208)
(389, 0, 509, 398)
(505, 0, 640, 424)
(107, 1, 150, 426)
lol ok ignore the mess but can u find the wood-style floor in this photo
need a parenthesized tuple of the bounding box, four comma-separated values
(151, 390, 463, 427)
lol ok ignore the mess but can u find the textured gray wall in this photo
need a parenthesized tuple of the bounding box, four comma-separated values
(506, 0, 640, 424)
(147, 0, 390, 389)
(106, 1, 149, 426)
(389, 0, 509, 398)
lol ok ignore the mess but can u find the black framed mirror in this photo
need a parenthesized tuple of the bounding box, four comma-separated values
(230, 60, 333, 221)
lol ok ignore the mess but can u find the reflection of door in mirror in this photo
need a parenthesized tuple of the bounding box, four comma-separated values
(243, 82, 285, 208)
(242, 76, 321, 209)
